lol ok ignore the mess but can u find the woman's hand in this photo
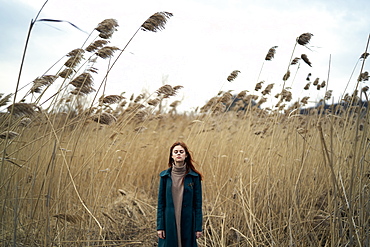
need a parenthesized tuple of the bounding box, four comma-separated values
(157, 230, 165, 239)
(195, 231, 202, 239)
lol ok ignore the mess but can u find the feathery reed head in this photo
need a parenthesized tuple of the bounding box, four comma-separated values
(169, 100, 181, 108)
(306, 73, 311, 81)
(64, 49, 84, 68)
(237, 90, 248, 98)
(70, 86, 95, 95)
(283, 70, 291, 81)
(70, 73, 94, 88)
(147, 98, 160, 106)
(59, 68, 75, 78)
(92, 112, 117, 125)
(8, 103, 39, 117)
(320, 80, 326, 88)
(255, 81, 264, 91)
(141, 12, 173, 32)
(301, 96, 310, 105)
(227, 70, 241, 82)
(0, 93, 12, 107)
(30, 75, 57, 93)
(301, 54, 312, 67)
(100, 95, 125, 104)
(360, 52, 369, 60)
(265, 46, 278, 61)
(96, 46, 120, 59)
(304, 82, 310, 90)
(85, 40, 110, 52)
(67, 49, 84, 57)
(69, 73, 95, 95)
(156, 84, 182, 98)
(313, 78, 319, 86)
(358, 71, 369, 82)
(297, 33, 313, 46)
(261, 84, 274, 95)
(219, 91, 233, 104)
(291, 57, 301, 65)
(96, 19, 119, 39)
(324, 90, 332, 100)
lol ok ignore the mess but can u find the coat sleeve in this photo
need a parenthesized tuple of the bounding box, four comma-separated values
(157, 175, 166, 230)
(193, 176, 203, 232)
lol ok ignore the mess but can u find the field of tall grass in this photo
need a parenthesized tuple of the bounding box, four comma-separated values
(1, 5, 369, 246)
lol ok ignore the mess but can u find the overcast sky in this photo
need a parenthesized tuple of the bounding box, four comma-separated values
(0, 0, 369, 112)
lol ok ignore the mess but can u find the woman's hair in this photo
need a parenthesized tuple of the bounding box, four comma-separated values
(168, 141, 203, 180)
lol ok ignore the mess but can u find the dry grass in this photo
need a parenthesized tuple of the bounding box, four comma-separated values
(0, 105, 369, 246)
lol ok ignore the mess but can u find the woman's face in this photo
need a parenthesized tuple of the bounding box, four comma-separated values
(172, 145, 187, 164)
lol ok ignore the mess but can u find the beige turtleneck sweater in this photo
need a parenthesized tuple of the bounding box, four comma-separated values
(171, 163, 186, 247)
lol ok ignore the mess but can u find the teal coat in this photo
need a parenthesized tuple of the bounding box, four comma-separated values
(157, 168, 203, 247)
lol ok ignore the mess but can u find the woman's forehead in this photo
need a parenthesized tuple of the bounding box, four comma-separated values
(173, 145, 185, 151)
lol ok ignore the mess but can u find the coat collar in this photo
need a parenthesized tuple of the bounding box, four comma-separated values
(160, 167, 199, 177)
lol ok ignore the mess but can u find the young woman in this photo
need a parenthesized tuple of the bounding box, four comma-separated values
(157, 141, 203, 247)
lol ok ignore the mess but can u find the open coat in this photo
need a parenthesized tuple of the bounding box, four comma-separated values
(157, 168, 203, 247)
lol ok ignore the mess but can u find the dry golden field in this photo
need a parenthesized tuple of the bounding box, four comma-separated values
(1, 11, 370, 247)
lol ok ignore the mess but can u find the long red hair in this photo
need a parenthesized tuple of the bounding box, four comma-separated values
(168, 141, 203, 180)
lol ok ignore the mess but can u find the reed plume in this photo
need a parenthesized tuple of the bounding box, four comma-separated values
(156, 84, 182, 98)
(59, 68, 75, 78)
(313, 78, 319, 86)
(100, 95, 124, 104)
(358, 71, 369, 81)
(0, 93, 12, 107)
(96, 19, 119, 39)
(265, 46, 278, 61)
(304, 82, 310, 90)
(255, 81, 264, 91)
(30, 75, 58, 93)
(147, 98, 160, 106)
(169, 100, 181, 108)
(297, 33, 313, 46)
(86, 40, 110, 52)
(70, 73, 94, 88)
(141, 12, 173, 32)
(7, 103, 38, 117)
(291, 57, 300, 65)
(283, 70, 291, 81)
(227, 70, 241, 82)
(261, 84, 274, 95)
(96, 46, 120, 59)
(92, 112, 117, 125)
(64, 49, 84, 68)
(360, 52, 369, 59)
(324, 90, 332, 100)
(301, 96, 310, 105)
(301, 54, 312, 67)
(306, 73, 311, 81)
(320, 80, 326, 88)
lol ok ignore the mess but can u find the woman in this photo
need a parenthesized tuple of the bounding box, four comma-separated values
(157, 141, 203, 247)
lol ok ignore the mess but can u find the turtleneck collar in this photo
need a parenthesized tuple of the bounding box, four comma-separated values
(172, 163, 186, 175)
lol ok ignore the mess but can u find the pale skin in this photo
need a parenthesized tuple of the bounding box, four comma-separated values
(157, 145, 203, 240)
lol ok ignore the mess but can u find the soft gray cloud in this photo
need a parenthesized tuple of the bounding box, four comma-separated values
(1, 0, 369, 112)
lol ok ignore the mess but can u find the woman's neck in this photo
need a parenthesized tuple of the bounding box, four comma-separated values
(174, 161, 185, 167)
